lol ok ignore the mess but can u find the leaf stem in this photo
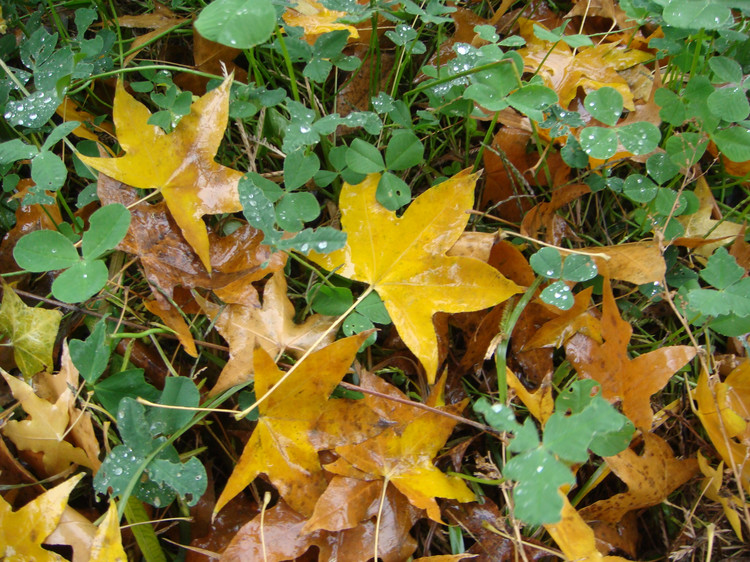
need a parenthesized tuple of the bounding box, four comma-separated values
(495, 276, 544, 403)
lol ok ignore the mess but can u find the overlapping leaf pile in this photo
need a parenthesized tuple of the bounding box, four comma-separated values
(2, 0, 750, 560)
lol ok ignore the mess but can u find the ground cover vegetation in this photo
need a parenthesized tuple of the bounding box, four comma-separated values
(0, 0, 749, 559)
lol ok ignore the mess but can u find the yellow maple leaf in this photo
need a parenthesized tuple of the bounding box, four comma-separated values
(697, 452, 743, 540)
(89, 502, 127, 562)
(0, 473, 84, 562)
(1, 369, 97, 475)
(309, 170, 521, 383)
(214, 332, 369, 517)
(198, 270, 337, 396)
(517, 18, 651, 110)
(78, 77, 243, 271)
(282, 0, 360, 43)
(693, 362, 750, 494)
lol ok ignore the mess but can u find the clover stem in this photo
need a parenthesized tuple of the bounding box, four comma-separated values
(235, 284, 375, 420)
(495, 276, 543, 403)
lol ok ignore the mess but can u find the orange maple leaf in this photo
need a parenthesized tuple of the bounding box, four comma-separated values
(78, 77, 243, 271)
(564, 278, 696, 429)
(309, 170, 521, 382)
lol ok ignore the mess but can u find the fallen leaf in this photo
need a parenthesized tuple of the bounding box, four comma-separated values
(482, 127, 570, 223)
(89, 502, 127, 562)
(309, 170, 521, 382)
(214, 333, 369, 517)
(565, 0, 632, 30)
(1, 369, 97, 475)
(198, 270, 336, 395)
(524, 287, 601, 350)
(579, 432, 698, 523)
(676, 176, 744, 257)
(36, 342, 101, 471)
(329, 400, 475, 522)
(697, 451, 743, 540)
(544, 493, 630, 562)
(144, 298, 198, 357)
(570, 241, 667, 285)
(56, 97, 114, 143)
(175, 27, 248, 95)
(506, 367, 554, 425)
(0, 472, 84, 562)
(520, 183, 589, 244)
(517, 18, 651, 109)
(44, 507, 96, 562)
(302, 475, 381, 533)
(693, 361, 750, 493)
(283, 0, 360, 43)
(117, 1, 184, 29)
(414, 555, 477, 561)
(97, 174, 285, 306)
(565, 278, 696, 429)
(78, 77, 243, 270)
(0, 282, 62, 378)
(221, 490, 420, 562)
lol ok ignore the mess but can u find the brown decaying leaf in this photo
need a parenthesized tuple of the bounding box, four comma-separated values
(215, 334, 369, 517)
(198, 270, 336, 396)
(445, 498, 552, 561)
(97, 174, 285, 306)
(221, 489, 420, 562)
(482, 127, 570, 223)
(78, 77, 243, 270)
(579, 433, 698, 524)
(520, 183, 588, 245)
(0, 179, 63, 273)
(1, 369, 96, 476)
(524, 287, 601, 350)
(730, 225, 750, 271)
(565, 278, 696, 429)
(569, 241, 667, 285)
(675, 176, 744, 257)
(175, 27, 248, 95)
(301, 476, 381, 533)
(0, 472, 84, 562)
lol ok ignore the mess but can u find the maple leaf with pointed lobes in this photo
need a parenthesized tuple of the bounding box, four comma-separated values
(198, 270, 336, 396)
(78, 77, 242, 271)
(564, 278, 696, 430)
(0, 472, 84, 562)
(309, 170, 521, 383)
(214, 332, 369, 517)
(1, 369, 98, 475)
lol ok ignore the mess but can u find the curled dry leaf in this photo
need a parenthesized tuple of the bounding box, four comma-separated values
(198, 270, 336, 396)
(693, 361, 750, 493)
(79, 77, 243, 270)
(144, 298, 198, 357)
(44, 506, 96, 562)
(309, 170, 521, 383)
(1, 369, 97, 475)
(89, 502, 127, 562)
(215, 333, 369, 517)
(0, 472, 84, 562)
(579, 432, 698, 524)
(565, 278, 696, 429)
(97, 174, 285, 306)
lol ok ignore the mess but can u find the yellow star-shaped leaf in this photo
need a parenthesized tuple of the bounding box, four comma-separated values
(309, 170, 521, 382)
(78, 78, 242, 270)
